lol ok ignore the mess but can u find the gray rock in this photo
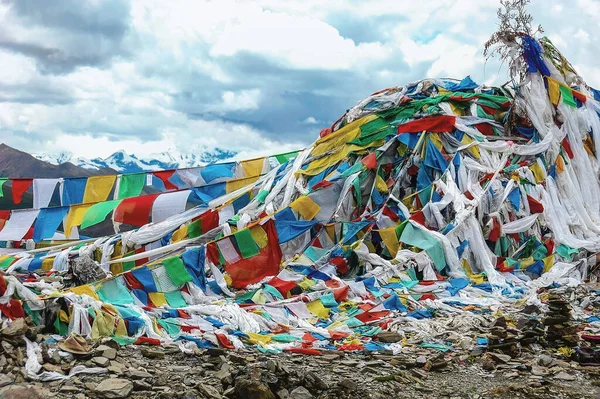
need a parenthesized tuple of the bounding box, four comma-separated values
(415, 356, 428, 366)
(338, 378, 357, 390)
(234, 375, 275, 399)
(537, 354, 554, 367)
(554, 371, 576, 381)
(489, 353, 511, 363)
(93, 356, 110, 367)
(0, 385, 45, 399)
(102, 348, 118, 360)
(141, 347, 164, 359)
(198, 383, 222, 399)
(94, 378, 134, 398)
(289, 387, 313, 399)
(377, 331, 402, 343)
(276, 388, 290, 399)
(129, 369, 152, 379)
(0, 375, 12, 388)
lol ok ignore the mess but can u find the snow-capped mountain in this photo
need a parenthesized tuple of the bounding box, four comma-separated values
(34, 148, 238, 174)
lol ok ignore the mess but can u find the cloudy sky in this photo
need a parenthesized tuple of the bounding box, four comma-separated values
(0, 0, 598, 160)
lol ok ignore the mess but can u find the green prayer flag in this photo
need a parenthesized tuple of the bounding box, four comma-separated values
(158, 318, 181, 336)
(81, 200, 122, 229)
(234, 228, 260, 259)
(0, 256, 15, 269)
(400, 223, 446, 271)
(118, 173, 146, 199)
(263, 284, 283, 300)
(0, 178, 6, 198)
(162, 256, 193, 286)
(187, 219, 203, 238)
(275, 151, 299, 164)
(255, 189, 269, 204)
(97, 279, 135, 306)
(165, 291, 188, 308)
(319, 292, 338, 307)
(559, 85, 577, 108)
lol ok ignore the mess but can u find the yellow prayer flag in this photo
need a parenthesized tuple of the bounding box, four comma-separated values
(290, 196, 321, 220)
(461, 135, 481, 159)
(110, 263, 123, 275)
(520, 256, 535, 268)
(241, 158, 265, 178)
(250, 225, 268, 248)
(429, 134, 444, 151)
(148, 292, 168, 307)
(307, 300, 330, 319)
(115, 318, 128, 337)
(172, 225, 188, 243)
(556, 155, 565, 174)
(298, 278, 316, 290)
(375, 174, 389, 193)
(529, 162, 545, 184)
(68, 285, 100, 301)
(548, 78, 561, 106)
(42, 257, 55, 271)
(251, 289, 267, 304)
(543, 254, 555, 273)
(247, 332, 272, 345)
(378, 227, 399, 257)
(83, 175, 117, 203)
(64, 204, 92, 237)
(226, 176, 259, 194)
(59, 309, 69, 323)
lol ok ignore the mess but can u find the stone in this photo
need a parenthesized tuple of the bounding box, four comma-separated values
(133, 380, 152, 391)
(289, 387, 313, 399)
(415, 356, 427, 366)
(276, 388, 290, 399)
(303, 371, 328, 390)
(94, 378, 134, 399)
(140, 347, 164, 359)
(102, 348, 118, 360)
(338, 378, 357, 391)
(0, 385, 45, 399)
(554, 371, 576, 381)
(537, 354, 554, 367)
(1, 318, 27, 337)
(93, 356, 110, 367)
(198, 383, 222, 399)
(489, 353, 511, 363)
(377, 331, 402, 343)
(234, 375, 275, 399)
(0, 375, 12, 388)
(129, 369, 153, 379)
(531, 366, 548, 376)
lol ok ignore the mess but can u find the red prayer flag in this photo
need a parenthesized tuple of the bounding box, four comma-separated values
(213, 219, 282, 288)
(114, 194, 160, 226)
(527, 195, 544, 214)
(153, 170, 178, 191)
(397, 116, 456, 134)
(11, 179, 33, 205)
(361, 152, 377, 169)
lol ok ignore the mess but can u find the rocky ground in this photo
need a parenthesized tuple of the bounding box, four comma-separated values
(0, 341, 599, 399)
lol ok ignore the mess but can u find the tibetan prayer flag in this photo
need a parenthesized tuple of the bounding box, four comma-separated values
(400, 222, 445, 271)
(548, 78, 560, 106)
(241, 158, 265, 177)
(148, 292, 168, 307)
(62, 178, 86, 206)
(233, 228, 260, 259)
(290, 196, 321, 220)
(181, 247, 206, 292)
(559, 85, 577, 108)
(131, 266, 158, 292)
(397, 115, 456, 133)
(32, 178, 59, 209)
(83, 175, 116, 203)
(113, 194, 159, 226)
(64, 204, 92, 237)
(379, 227, 400, 257)
(151, 191, 190, 223)
(153, 170, 178, 191)
(306, 299, 329, 319)
(208, 220, 282, 288)
(200, 163, 235, 183)
(187, 218, 203, 238)
(11, 178, 33, 205)
(81, 200, 121, 229)
(33, 206, 69, 242)
(118, 173, 146, 199)
(0, 209, 39, 241)
(162, 256, 193, 286)
(0, 178, 6, 197)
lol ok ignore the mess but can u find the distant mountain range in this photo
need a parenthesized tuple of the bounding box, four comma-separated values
(0, 143, 115, 179)
(33, 147, 238, 174)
